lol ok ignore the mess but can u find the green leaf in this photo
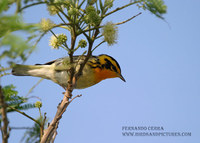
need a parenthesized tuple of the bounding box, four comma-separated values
(0, 0, 8, 13)
(0, 2, 38, 65)
(2, 84, 18, 98)
(144, 0, 167, 19)
(0, 15, 36, 38)
(0, 85, 36, 113)
(17, 104, 36, 111)
(0, 33, 35, 64)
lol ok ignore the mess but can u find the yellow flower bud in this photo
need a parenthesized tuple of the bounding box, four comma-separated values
(35, 101, 42, 108)
(40, 18, 55, 32)
(47, 5, 60, 15)
(78, 39, 87, 48)
(49, 33, 67, 49)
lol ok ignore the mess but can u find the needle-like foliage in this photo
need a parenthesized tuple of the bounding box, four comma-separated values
(0, 85, 36, 114)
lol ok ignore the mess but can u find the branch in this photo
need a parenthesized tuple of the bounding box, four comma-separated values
(115, 12, 142, 26)
(76, 28, 100, 79)
(70, 94, 82, 103)
(53, 23, 72, 29)
(23, 32, 47, 64)
(0, 67, 11, 72)
(81, 25, 103, 34)
(78, 13, 141, 38)
(40, 113, 47, 141)
(0, 86, 9, 143)
(26, 78, 44, 97)
(47, 94, 82, 143)
(10, 127, 32, 130)
(41, 18, 85, 141)
(41, 4, 98, 141)
(92, 40, 105, 52)
(19, 2, 47, 12)
(103, 1, 141, 18)
(57, 13, 69, 26)
(7, 106, 41, 126)
(55, 5, 72, 23)
(41, 91, 81, 142)
(49, 122, 58, 143)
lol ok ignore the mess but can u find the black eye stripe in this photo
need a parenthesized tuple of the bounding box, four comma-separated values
(104, 58, 118, 72)
(112, 65, 117, 72)
(99, 54, 121, 73)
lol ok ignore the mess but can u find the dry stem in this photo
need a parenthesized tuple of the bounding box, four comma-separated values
(40, 90, 73, 142)
(115, 12, 142, 25)
(0, 86, 9, 143)
(8, 106, 41, 126)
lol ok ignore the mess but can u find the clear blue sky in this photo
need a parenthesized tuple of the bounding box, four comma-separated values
(2, 0, 200, 143)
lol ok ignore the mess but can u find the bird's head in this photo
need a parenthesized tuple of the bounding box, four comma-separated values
(91, 54, 126, 83)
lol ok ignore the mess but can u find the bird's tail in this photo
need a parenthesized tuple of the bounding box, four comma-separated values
(12, 64, 53, 79)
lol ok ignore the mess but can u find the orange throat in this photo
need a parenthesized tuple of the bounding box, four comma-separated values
(94, 68, 118, 83)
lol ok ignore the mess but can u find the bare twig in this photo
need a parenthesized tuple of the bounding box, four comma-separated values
(42, 113, 47, 130)
(92, 41, 105, 52)
(7, 106, 41, 126)
(10, 127, 32, 130)
(27, 96, 42, 101)
(70, 94, 82, 102)
(80, 25, 103, 34)
(19, 2, 47, 12)
(57, 94, 82, 119)
(96, 34, 103, 39)
(54, 5, 71, 22)
(103, 1, 141, 18)
(26, 78, 44, 97)
(41, 91, 72, 142)
(0, 67, 11, 72)
(41, 73, 80, 142)
(40, 113, 47, 141)
(53, 23, 72, 29)
(0, 86, 9, 143)
(23, 32, 47, 64)
(115, 12, 142, 25)
(57, 13, 69, 26)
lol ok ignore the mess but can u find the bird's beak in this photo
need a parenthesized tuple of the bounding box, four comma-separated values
(118, 74, 126, 82)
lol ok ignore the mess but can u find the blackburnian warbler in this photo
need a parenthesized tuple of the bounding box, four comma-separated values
(12, 54, 125, 89)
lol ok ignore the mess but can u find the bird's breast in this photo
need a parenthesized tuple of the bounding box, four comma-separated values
(75, 65, 96, 89)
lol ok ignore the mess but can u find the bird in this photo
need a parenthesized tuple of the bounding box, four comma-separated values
(12, 54, 125, 89)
